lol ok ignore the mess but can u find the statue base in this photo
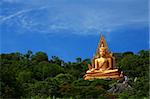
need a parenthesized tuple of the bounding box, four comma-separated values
(84, 69, 123, 80)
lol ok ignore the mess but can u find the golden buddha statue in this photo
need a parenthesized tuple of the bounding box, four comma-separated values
(84, 35, 123, 80)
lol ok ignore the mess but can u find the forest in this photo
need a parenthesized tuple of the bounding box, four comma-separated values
(0, 50, 149, 99)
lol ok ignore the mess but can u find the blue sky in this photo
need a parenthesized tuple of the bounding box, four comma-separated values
(0, 0, 149, 62)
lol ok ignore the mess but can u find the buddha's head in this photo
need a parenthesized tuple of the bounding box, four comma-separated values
(99, 46, 107, 57)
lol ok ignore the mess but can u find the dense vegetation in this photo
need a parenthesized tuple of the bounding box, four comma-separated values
(0, 50, 149, 99)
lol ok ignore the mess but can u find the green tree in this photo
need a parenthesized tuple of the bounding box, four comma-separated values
(138, 50, 149, 58)
(24, 50, 33, 60)
(16, 70, 32, 83)
(32, 51, 48, 62)
(54, 73, 74, 84)
(33, 62, 64, 80)
(76, 57, 82, 63)
(50, 56, 64, 66)
(122, 51, 134, 57)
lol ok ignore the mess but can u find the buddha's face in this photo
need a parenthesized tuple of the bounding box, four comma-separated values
(99, 47, 106, 57)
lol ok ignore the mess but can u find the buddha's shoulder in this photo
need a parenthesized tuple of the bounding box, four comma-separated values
(95, 58, 104, 61)
(95, 58, 100, 61)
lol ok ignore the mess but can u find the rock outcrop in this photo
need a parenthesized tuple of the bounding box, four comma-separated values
(107, 76, 132, 93)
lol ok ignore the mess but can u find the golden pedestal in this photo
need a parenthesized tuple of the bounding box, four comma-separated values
(84, 69, 123, 80)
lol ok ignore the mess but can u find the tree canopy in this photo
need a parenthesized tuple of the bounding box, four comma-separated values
(0, 50, 149, 98)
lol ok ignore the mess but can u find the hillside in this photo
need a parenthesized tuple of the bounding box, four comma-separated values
(0, 50, 149, 99)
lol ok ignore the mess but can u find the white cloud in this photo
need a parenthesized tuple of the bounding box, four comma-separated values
(1, 0, 148, 36)
(0, 6, 47, 22)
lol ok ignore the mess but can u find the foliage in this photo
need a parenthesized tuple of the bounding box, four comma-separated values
(32, 51, 48, 62)
(0, 50, 149, 98)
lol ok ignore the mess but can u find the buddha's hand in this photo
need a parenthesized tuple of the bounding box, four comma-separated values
(99, 62, 104, 68)
(99, 69, 104, 72)
(106, 67, 111, 70)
